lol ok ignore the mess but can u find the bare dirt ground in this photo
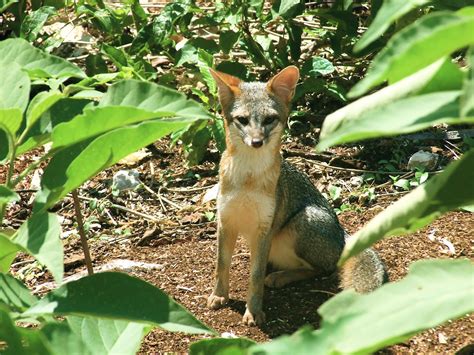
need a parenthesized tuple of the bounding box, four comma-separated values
(4, 132, 474, 354)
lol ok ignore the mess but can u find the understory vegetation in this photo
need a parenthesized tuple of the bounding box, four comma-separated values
(0, 0, 473, 353)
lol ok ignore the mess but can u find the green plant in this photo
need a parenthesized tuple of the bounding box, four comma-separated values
(0, 39, 215, 353)
(182, 2, 474, 353)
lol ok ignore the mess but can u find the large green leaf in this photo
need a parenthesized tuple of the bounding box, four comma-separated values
(17, 98, 91, 156)
(350, 10, 474, 97)
(0, 309, 90, 355)
(461, 46, 474, 117)
(13, 212, 63, 284)
(51, 80, 210, 150)
(20, 6, 56, 42)
(24, 272, 214, 334)
(190, 338, 256, 355)
(0, 234, 20, 273)
(0, 186, 19, 205)
(317, 91, 472, 151)
(250, 259, 474, 354)
(0, 38, 86, 79)
(67, 316, 151, 355)
(0, 62, 30, 113)
(36, 119, 195, 209)
(0, 273, 38, 313)
(354, 0, 431, 52)
(25, 91, 64, 130)
(317, 58, 463, 150)
(340, 149, 474, 264)
(99, 80, 211, 118)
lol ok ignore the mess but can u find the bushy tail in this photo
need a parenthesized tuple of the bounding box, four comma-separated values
(340, 234, 387, 293)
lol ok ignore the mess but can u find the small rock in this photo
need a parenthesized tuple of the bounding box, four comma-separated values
(349, 175, 364, 187)
(112, 169, 141, 192)
(407, 150, 439, 171)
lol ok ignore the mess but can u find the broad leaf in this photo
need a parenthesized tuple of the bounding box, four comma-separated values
(25, 91, 64, 130)
(0, 38, 86, 79)
(24, 272, 214, 334)
(37, 119, 197, 209)
(318, 58, 463, 147)
(461, 46, 474, 117)
(272, 0, 304, 19)
(0, 62, 30, 113)
(0, 273, 38, 312)
(250, 259, 474, 354)
(67, 316, 151, 355)
(13, 212, 63, 284)
(350, 10, 474, 97)
(0, 186, 19, 204)
(0, 309, 90, 355)
(99, 80, 211, 119)
(20, 6, 56, 42)
(0, 234, 20, 273)
(17, 98, 91, 156)
(190, 338, 256, 355)
(317, 91, 473, 151)
(354, 0, 431, 52)
(340, 149, 474, 263)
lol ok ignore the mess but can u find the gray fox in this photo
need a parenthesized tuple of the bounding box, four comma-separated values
(207, 66, 387, 326)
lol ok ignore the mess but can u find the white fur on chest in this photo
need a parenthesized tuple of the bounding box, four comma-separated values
(218, 146, 278, 239)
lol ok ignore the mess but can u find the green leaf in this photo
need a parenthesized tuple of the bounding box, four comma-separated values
(51, 106, 172, 149)
(272, 0, 304, 19)
(302, 56, 335, 77)
(0, 0, 18, 12)
(318, 58, 463, 149)
(37, 119, 197, 209)
(461, 46, 474, 117)
(0, 186, 19, 205)
(0, 62, 30, 112)
(99, 80, 211, 118)
(340, 149, 474, 264)
(24, 272, 214, 334)
(67, 316, 151, 355)
(317, 91, 472, 151)
(17, 98, 91, 156)
(216, 61, 248, 80)
(25, 91, 64, 130)
(20, 6, 56, 42)
(250, 259, 474, 354)
(354, 0, 431, 52)
(190, 337, 256, 355)
(0, 38, 86, 79)
(41, 322, 92, 355)
(13, 212, 63, 284)
(219, 30, 240, 54)
(350, 10, 474, 97)
(0, 234, 20, 273)
(0, 273, 38, 312)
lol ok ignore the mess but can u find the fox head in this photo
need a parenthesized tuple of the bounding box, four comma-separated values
(210, 66, 299, 149)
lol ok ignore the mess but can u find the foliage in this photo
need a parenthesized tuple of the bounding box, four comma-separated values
(0, 39, 213, 353)
(1, 0, 474, 353)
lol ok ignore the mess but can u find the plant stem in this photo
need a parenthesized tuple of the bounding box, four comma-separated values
(72, 189, 94, 275)
(11, 151, 53, 187)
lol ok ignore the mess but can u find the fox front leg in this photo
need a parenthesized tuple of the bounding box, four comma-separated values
(207, 223, 237, 309)
(243, 231, 272, 326)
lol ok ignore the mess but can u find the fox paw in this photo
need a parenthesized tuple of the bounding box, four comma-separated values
(264, 272, 288, 289)
(207, 294, 228, 309)
(242, 308, 265, 326)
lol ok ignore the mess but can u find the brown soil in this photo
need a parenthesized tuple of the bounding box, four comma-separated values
(4, 136, 474, 354)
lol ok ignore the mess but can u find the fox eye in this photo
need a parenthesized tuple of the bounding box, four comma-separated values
(263, 115, 279, 125)
(235, 115, 249, 125)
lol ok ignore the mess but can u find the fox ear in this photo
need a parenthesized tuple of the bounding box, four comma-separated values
(267, 66, 300, 104)
(209, 69, 241, 110)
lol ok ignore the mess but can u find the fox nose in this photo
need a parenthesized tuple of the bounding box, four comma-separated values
(251, 138, 263, 148)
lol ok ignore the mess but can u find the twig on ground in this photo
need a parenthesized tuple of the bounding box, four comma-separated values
(142, 183, 182, 210)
